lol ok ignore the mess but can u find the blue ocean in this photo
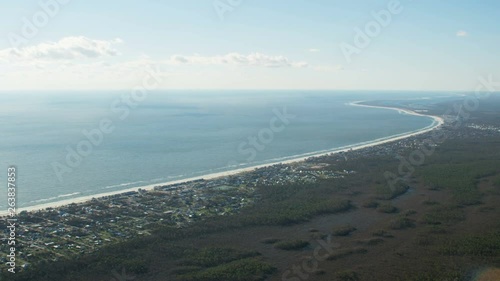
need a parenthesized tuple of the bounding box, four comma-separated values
(0, 91, 459, 209)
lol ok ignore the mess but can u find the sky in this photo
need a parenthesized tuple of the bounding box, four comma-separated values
(0, 0, 499, 91)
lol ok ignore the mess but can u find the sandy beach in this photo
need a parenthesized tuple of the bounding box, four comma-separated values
(9, 102, 444, 215)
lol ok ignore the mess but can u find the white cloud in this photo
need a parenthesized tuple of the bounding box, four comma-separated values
(456, 30, 468, 37)
(0, 36, 123, 62)
(308, 48, 320, 52)
(313, 64, 344, 72)
(0, 38, 310, 89)
(168, 52, 308, 68)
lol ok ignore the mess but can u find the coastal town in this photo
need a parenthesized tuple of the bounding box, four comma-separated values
(0, 158, 344, 271)
(2, 111, 500, 273)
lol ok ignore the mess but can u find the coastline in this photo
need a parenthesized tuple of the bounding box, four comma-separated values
(7, 102, 444, 215)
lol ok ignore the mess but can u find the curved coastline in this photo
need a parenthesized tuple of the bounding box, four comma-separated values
(4, 101, 444, 215)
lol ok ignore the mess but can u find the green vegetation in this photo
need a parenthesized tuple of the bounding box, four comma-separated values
(418, 160, 499, 205)
(313, 269, 326, 275)
(327, 247, 367, 260)
(239, 198, 352, 226)
(401, 209, 417, 216)
(170, 248, 276, 281)
(424, 225, 448, 234)
(494, 175, 500, 187)
(356, 238, 384, 246)
(440, 231, 500, 256)
(478, 206, 495, 212)
(336, 270, 359, 281)
(377, 203, 398, 213)
(171, 266, 204, 275)
(389, 216, 415, 230)
(422, 200, 439, 206)
(310, 232, 327, 240)
(273, 239, 309, 251)
(177, 257, 276, 281)
(375, 182, 409, 200)
(332, 224, 357, 236)
(362, 198, 380, 208)
(422, 205, 465, 225)
(372, 229, 394, 238)
(260, 238, 280, 244)
(233, 184, 353, 226)
(407, 269, 464, 281)
(178, 248, 260, 267)
(413, 233, 433, 246)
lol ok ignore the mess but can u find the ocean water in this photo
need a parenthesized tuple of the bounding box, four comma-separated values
(0, 91, 459, 209)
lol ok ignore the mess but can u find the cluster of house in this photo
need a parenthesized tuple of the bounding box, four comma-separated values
(467, 123, 500, 133)
(0, 159, 349, 272)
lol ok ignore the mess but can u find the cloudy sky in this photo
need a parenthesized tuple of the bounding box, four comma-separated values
(1, 0, 499, 90)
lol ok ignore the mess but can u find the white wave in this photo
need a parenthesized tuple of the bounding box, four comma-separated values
(102, 180, 145, 189)
(29, 192, 81, 204)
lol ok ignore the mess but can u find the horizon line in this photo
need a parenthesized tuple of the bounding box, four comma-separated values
(0, 89, 497, 93)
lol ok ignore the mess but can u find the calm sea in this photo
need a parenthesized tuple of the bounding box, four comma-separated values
(0, 90, 459, 209)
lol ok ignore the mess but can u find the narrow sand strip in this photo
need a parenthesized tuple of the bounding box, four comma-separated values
(6, 102, 444, 215)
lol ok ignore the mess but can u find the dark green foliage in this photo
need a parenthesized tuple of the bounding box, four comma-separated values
(422, 200, 439, 206)
(375, 182, 409, 200)
(415, 138, 500, 206)
(401, 209, 417, 216)
(440, 231, 500, 256)
(408, 270, 464, 281)
(121, 259, 149, 274)
(64, 217, 92, 227)
(173, 248, 274, 281)
(171, 266, 204, 275)
(478, 206, 495, 212)
(372, 229, 394, 238)
(413, 233, 433, 246)
(310, 232, 328, 240)
(424, 225, 448, 234)
(356, 238, 384, 246)
(260, 238, 280, 244)
(177, 257, 276, 281)
(327, 248, 367, 260)
(179, 248, 260, 267)
(332, 224, 357, 236)
(418, 160, 500, 206)
(336, 270, 359, 281)
(17, 211, 44, 223)
(389, 216, 415, 230)
(422, 205, 465, 225)
(494, 175, 500, 187)
(362, 199, 379, 208)
(274, 239, 309, 250)
(314, 269, 326, 275)
(377, 203, 398, 213)
(238, 197, 352, 226)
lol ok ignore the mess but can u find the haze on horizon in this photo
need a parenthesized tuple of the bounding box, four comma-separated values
(1, 0, 499, 91)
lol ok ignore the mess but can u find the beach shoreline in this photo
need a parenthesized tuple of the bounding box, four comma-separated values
(7, 102, 444, 215)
